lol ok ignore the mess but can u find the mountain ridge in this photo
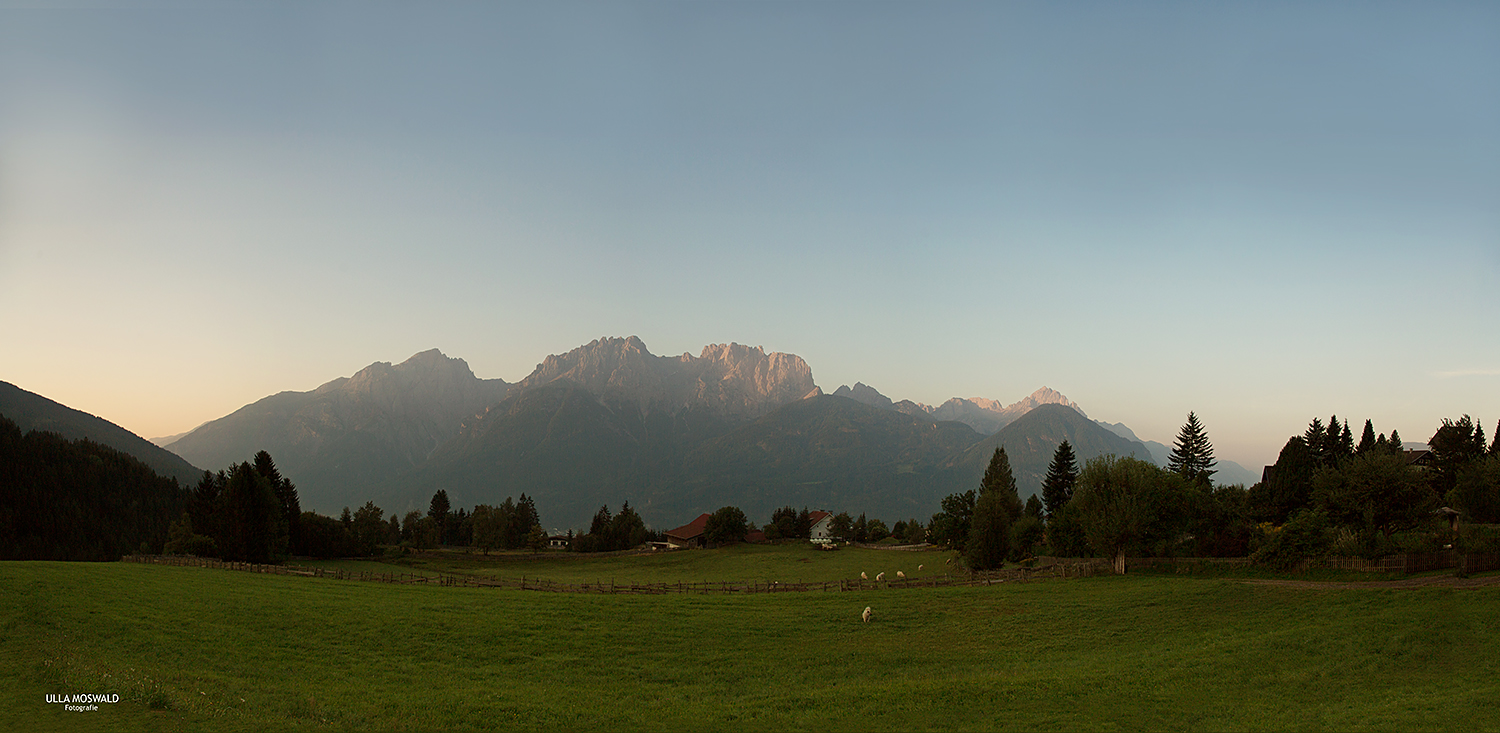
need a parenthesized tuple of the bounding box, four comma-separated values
(0, 380, 202, 486)
(165, 349, 510, 510)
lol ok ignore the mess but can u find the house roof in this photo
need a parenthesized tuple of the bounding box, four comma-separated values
(665, 513, 712, 541)
(808, 510, 832, 526)
(745, 529, 766, 543)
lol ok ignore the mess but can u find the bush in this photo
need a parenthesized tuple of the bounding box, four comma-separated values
(1455, 525, 1500, 554)
(1009, 516, 1044, 562)
(1327, 526, 1393, 560)
(1043, 505, 1090, 558)
(1251, 509, 1331, 571)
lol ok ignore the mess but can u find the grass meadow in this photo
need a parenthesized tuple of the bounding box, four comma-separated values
(5, 547, 1499, 731)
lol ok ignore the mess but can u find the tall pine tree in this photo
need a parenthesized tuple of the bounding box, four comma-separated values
(1356, 420, 1377, 455)
(253, 451, 300, 555)
(967, 447, 1020, 570)
(1041, 440, 1079, 519)
(1167, 412, 1217, 486)
(979, 446, 1024, 523)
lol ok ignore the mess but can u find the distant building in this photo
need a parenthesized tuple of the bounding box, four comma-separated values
(809, 510, 834, 541)
(664, 513, 711, 549)
(1404, 449, 1434, 470)
(745, 529, 767, 544)
(548, 535, 570, 550)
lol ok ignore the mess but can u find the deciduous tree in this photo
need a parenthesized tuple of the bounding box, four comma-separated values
(1070, 456, 1187, 574)
(703, 506, 749, 546)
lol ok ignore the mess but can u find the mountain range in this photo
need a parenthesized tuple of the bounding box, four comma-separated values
(3, 336, 1215, 531)
(162, 349, 510, 511)
(156, 337, 1175, 528)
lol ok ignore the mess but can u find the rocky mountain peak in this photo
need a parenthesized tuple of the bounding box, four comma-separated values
(1010, 386, 1085, 417)
(831, 382, 896, 410)
(514, 337, 816, 419)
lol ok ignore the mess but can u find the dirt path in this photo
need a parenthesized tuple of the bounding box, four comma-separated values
(1247, 575, 1500, 590)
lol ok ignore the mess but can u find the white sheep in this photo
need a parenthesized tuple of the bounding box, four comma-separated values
(876, 572, 885, 581)
(918, 564, 924, 571)
(897, 571, 906, 579)
(862, 606, 872, 623)
(860, 571, 868, 580)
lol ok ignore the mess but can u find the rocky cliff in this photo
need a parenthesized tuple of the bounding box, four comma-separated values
(514, 336, 818, 419)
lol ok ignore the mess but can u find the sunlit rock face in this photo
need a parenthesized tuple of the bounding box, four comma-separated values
(514, 336, 818, 420)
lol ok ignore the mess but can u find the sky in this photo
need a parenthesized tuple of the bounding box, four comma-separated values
(1, 1, 1496, 470)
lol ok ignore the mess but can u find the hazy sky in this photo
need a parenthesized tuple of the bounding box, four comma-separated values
(2, 1, 1496, 470)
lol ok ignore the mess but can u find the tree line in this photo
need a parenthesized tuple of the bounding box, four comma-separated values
(925, 412, 1500, 572)
(0, 414, 187, 560)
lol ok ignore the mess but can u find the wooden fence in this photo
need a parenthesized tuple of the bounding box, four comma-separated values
(1304, 551, 1458, 575)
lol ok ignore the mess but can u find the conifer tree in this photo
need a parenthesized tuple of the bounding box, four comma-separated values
(253, 451, 300, 554)
(1389, 428, 1404, 455)
(980, 447, 1024, 523)
(1304, 417, 1327, 467)
(1025, 494, 1044, 519)
(1167, 412, 1217, 486)
(1041, 440, 1079, 519)
(967, 447, 1020, 569)
(1338, 420, 1355, 460)
(1356, 420, 1377, 455)
(965, 489, 1010, 570)
(428, 490, 451, 546)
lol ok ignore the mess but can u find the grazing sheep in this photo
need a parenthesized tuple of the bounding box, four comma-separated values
(897, 571, 906, 579)
(918, 564, 925, 571)
(862, 606, 872, 623)
(876, 572, 885, 581)
(860, 572, 868, 580)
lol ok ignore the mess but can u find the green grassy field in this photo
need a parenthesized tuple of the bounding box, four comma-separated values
(5, 551, 1499, 731)
(302, 543, 960, 586)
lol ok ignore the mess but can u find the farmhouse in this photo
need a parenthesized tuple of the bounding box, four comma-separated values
(809, 510, 834, 541)
(664, 513, 711, 549)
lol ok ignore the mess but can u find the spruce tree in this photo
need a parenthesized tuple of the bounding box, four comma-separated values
(1025, 494, 1044, 519)
(967, 447, 1020, 569)
(1167, 412, 1217, 486)
(965, 489, 1010, 570)
(1338, 420, 1355, 460)
(1304, 418, 1327, 467)
(1041, 440, 1079, 519)
(1326, 415, 1344, 463)
(253, 451, 300, 555)
(980, 447, 1024, 523)
(1389, 428, 1404, 455)
(1356, 420, 1377, 455)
